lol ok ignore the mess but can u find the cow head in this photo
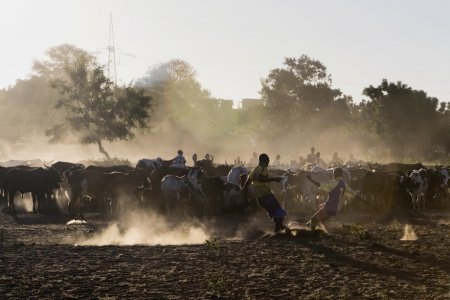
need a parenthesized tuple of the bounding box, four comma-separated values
(439, 168, 449, 187)
(155, 157, 164, 168)
(46, 167, 62, 189)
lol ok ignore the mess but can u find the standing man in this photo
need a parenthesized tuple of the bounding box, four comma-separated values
(306, 147, 316, 164)
(249, 152, 258, 166)
(315, 152, 327, 168)
(272, 154, 281, 167)
(330, 152, 343, 166)
(243, 153, 290, 234)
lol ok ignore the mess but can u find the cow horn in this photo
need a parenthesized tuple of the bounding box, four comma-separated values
(225, 161, 228, 166)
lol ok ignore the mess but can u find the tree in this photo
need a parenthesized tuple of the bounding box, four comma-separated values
(260, 55, 353, 146)
(32, 44, 95, 80)
(47, 58, 153, 160)
(361, 79, 446, 159)
(136, 59, 211, 126)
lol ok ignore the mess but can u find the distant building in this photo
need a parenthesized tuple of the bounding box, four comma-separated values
(219, 99, 233, 109)
(241, 98, 262, 110)
(210, 98, 234, 110)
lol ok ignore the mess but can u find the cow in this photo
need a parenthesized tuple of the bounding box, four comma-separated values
(227, 165, 248, 186)
(3, 166, 61, 214)
(421, 168, 446, 208)
(68, 169, 148, 217)
(195, 160, 233, 177)
(160, 168, 205, 216)
(51, 161, 85, 205)
(150, 166, 190, 195)
(0, 166, 9, 199)
(375, 162, 426, 173)
(85, 165, 135, 173)
(350, 171, 415, 213)
(200, 176, 251, 214)
(347, 167, 369, 182)
(409, 169, 429, 211)
(351, 171, 390, 211)
(135, 158, 165, 170)
(51, 161, 85, 175)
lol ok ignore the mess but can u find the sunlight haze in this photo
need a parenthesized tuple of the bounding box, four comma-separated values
(1, 0, 449, 103)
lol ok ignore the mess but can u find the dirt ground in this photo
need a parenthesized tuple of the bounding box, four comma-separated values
(0, 207, 449, 299)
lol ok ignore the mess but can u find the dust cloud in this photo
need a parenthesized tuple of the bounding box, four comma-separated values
(400, 224, 418, 241)
(77, 211, 210, 246)
(13, 195, 34, 212)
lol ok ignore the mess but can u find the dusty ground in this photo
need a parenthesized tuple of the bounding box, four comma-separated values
(0, 207, 449, 299)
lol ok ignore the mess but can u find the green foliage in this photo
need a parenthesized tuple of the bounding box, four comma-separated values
(47, 57, 153, 160)
(205, 237, 221, 254)
(262, 56, 350, 113)
(32, 43, 95, 80)
(362, 79, 449, 159)
(0, 76, 62, 142)
(260, 55, 353, 140)
(137, 59, 211, 123)
(205, 274, 226, 298)
(1, 44, 449, 162)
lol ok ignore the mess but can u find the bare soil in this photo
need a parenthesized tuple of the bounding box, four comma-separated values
(0, 209, 449, 299)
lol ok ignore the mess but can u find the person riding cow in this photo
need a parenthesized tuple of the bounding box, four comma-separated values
(170, 150, 187, 168)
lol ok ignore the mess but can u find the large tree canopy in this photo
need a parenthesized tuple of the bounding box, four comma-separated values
(136, 59, 211, 124)
(48, 57, 153, 160)
(361, 79, 449, 159)
(32, 44, 95, 80)
(259, 55, 354, 147)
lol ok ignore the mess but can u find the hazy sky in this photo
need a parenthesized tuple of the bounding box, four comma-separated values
(1, 0, 449, 104)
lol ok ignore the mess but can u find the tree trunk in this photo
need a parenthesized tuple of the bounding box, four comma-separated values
(97, 140, 111, 161)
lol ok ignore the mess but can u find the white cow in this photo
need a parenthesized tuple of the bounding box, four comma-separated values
(409, 169, 429, 211)
(160, 168, 205, 215)
(227, 165, 248, 185)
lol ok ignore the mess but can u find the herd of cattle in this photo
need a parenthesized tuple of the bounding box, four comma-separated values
(0, 158, 448, 218)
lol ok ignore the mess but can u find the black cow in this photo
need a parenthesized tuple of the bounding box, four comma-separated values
(68, 169, 148, 216)
(51, 161, 85, 175)
(0, 166, 9, 198)
(195, 160, 233, 177)
(352, 171, 416, 212)
(375, 162, 426, 173)
(3, 167, 61, 214)
(85, 165, 135, 173)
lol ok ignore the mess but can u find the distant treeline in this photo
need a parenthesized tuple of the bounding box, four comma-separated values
(0, 44, 448, 162)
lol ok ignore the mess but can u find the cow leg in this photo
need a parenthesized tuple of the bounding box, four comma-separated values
(421, 194, 426, 210)
(68, 190, 81, 218)
(32, 193, 38, 214)
(414, 194, 419, 211)
(8, 191, 16, 214)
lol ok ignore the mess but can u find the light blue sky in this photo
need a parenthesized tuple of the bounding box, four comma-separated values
(1, 0, 449, 104)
